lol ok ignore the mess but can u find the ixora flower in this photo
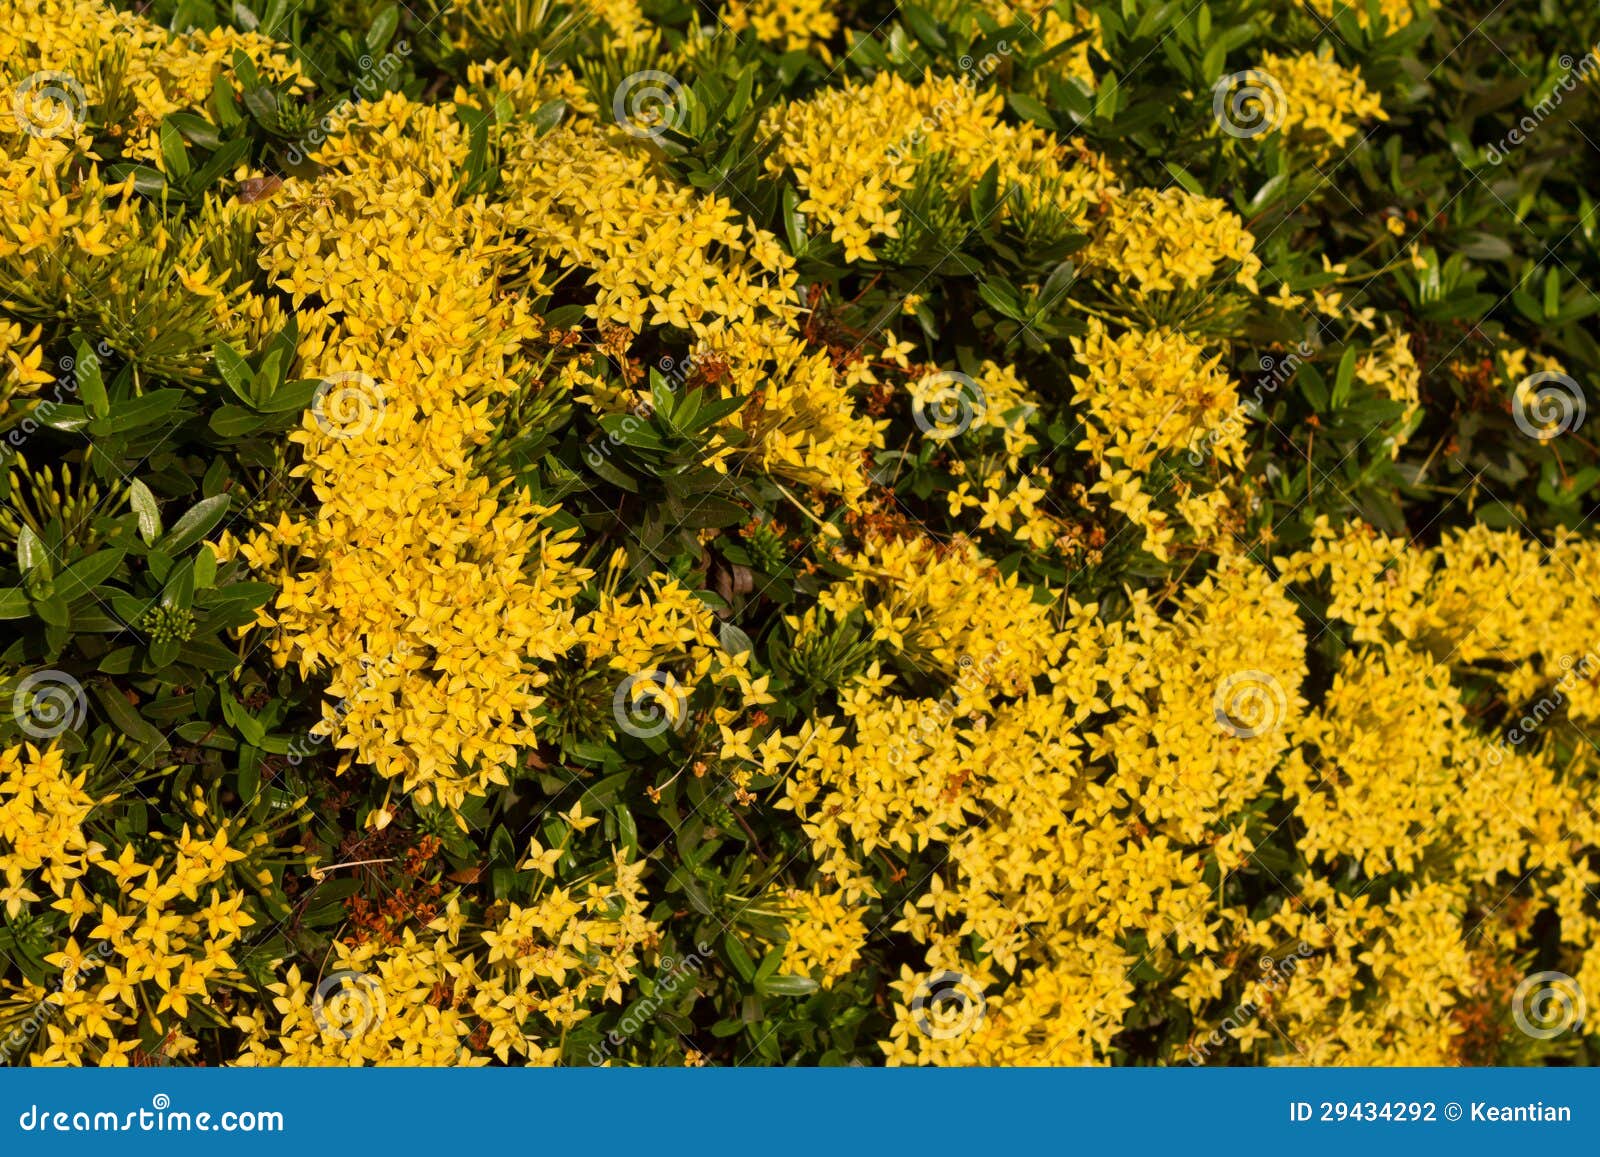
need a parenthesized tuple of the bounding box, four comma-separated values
(1, 0, 1598, 1074)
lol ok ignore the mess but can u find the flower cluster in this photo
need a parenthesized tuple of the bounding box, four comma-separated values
(3, 0, 1598, 1072)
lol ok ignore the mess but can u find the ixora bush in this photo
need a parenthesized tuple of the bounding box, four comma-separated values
(2, 0, 1600, 1067)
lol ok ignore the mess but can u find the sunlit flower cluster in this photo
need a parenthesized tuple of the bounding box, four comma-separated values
(1260, 49, 1387, 159)
(3, 0, 1595, 1075)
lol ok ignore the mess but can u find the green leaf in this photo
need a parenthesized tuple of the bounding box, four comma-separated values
(214, 342, 254, 405)
(39, 402, 91, 432)
(17, 525, 49, 576)
(149, 636, 181, 668)
(364, 4, 399, 52)
(191, 137, 251, 191)
(241, 86, 279, 128)
(209, 405, 267, 438)
(159, 120, 191, 180)
(162, 557, 197, 611)
(89, 390, 184, 435)
(1007, 91, 1056, 130)
(1332, 346, 1358, 410)
(157, 495, 230, 556)
(781, 184, 809, 253)
(599, 413, 665, 450)
(756, 973, 819, 997)
(256, 378, 318, 414)
(167, 111, 221, 151)
(105, 164, 167, 195)
(72, 337, 108, 418)
(211, 73, 242, 129)
(970, 161, 1000, 222)
(529, 99, 566, 136)
(221, 692, 267, 745)
(899, 4, 947, 50)
(93, 683, 168, 751)
(1298, 364, 1330, 413)
(1163, 161, 1205, 196)
(56, 548, 126, 603)
(726, 64, 755, 120)
(1039, 261, 1077, 310)
(690, 394, 749, 430)
(32, 592, 69, 628)
(722, 932, 757, 983)
(185, 639, 246, 672)
(128, 479, 162, 544)
(718, 621, 753, 655)
(670, 865, 715, 916)
(97, 646, 137, 674)
(194, 544, 217, 589)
